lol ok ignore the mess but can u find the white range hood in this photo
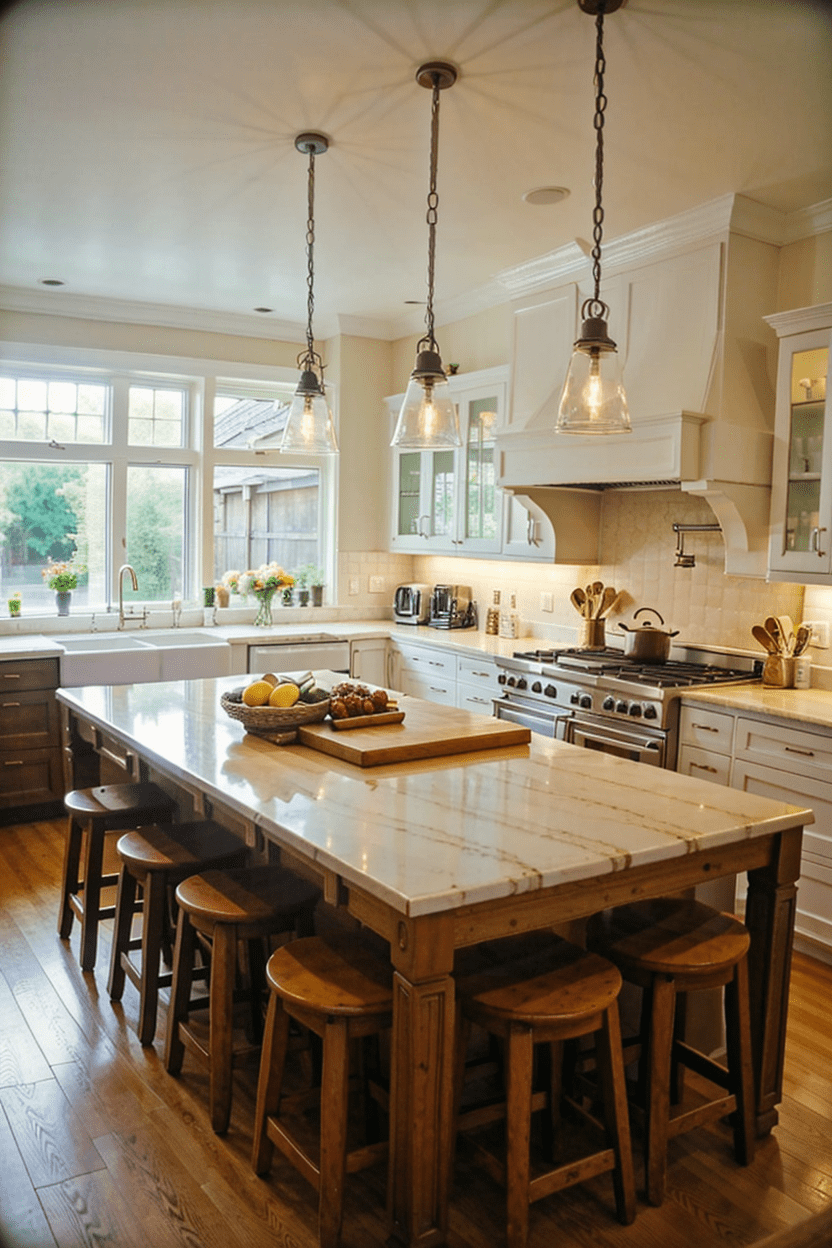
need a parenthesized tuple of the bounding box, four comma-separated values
(495, 195, 779, 577)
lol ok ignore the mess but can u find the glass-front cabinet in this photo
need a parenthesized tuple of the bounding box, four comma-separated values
(389, 367, 506, 554)
(767, 304, 832, 583)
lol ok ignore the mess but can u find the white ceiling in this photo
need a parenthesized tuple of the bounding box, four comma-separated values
(1, 0, 830, 342)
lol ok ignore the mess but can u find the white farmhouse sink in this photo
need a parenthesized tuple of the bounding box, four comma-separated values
(56, 630, 232, 687)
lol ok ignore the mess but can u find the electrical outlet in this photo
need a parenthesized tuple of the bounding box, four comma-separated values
(348, 577, 359, 595)
(540, 591, 554, 612)
(369, 576, 384, 593)
(806, 620, 829, 648)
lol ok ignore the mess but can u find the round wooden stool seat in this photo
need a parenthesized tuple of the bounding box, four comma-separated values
(253, 935, 393, 1248)
(587, 897, 750, 981)
(453, 939, 636, 1248)
(586, 897, 755, 1207)
(58, 781, 177, 972)
(107, 820, 247, 1046)
(175, 865, 320, 931)
(116, 821, 246, 882)
(164, 864, 321, 1134)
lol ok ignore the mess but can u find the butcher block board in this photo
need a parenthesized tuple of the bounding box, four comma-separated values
(296, 696, 530, 766)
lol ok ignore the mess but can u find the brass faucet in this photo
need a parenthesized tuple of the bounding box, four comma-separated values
(118, 564, 147, 629)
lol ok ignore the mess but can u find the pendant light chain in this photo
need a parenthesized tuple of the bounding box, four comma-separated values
(303, 145, 319, 369)
(588, 0, 608, 320)
(422, 71, 442, 352)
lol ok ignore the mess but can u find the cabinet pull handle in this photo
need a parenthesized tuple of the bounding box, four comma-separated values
(693, 723, 718, 732)
(2, 673, 21, 681)
(811, 525, 827, 557)
(691, 762, 718, 773)
(4, 759, 24, 766)
(784, 745, 815, 757)
(2, 701, 21, 707)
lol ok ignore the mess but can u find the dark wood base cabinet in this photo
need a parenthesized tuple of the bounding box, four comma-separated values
(0, 658, 64, 825)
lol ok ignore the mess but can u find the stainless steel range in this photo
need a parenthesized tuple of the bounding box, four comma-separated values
(494, 646, 761, 768)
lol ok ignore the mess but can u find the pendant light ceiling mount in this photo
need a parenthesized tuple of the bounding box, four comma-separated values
(391, 61, 462, 450)
(556, 0, 631, 435)
(280, 130, 338, 454)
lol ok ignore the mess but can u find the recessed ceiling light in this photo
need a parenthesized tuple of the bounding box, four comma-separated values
(404, 300, 425, 306)
(253, 306, 273, 313)
(39, 278, 65, 286)
(522, 187, 570, 206)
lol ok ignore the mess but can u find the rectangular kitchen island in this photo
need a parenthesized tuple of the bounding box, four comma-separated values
(57, 675, 812, 1248)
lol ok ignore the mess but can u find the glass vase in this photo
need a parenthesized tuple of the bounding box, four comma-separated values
(56, 590, 72, 617)
(253, 590, 275, 627)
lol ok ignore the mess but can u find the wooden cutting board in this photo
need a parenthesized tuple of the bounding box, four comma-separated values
(296, 696, 531, 766)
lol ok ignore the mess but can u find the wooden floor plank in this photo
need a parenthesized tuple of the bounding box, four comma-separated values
(37, 1171, 157, 1248)
(0, 1080, 105, 1190)
(0, 972, 52, 1090)
(0, 1101, 57, 1248)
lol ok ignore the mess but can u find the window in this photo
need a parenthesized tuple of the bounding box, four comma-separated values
(0, 355, 335, 617)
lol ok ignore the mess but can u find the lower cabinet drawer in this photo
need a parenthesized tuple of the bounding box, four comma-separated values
(0, 689, 60, 750)
(456, 681, 496, 717)
(0, 748, 64, 807)
(676, 744, 731, 785)
(679, 704, 735, 754)
(734, 716, 832, 785)
(399, 671, 456, 707)
(396, 646, 455, 679)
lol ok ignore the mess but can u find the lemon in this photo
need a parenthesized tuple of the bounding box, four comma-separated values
(242, 680, 274, 707)
(268, 682, 300, 708)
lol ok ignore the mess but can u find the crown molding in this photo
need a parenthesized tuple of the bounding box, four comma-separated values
(0, 285, 308, 344)
(783, 198, 832, 244)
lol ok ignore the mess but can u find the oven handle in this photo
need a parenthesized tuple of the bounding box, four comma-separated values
(565, 716, 664, 755)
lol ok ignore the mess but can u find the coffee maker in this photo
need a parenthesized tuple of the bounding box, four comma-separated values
(428, 584, 477, 629)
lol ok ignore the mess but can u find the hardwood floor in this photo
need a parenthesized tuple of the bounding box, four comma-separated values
(1, 817, 831, 1248)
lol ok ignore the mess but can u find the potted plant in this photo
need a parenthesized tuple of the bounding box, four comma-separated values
(42, 559, 85, 616)
(7, 591, 21, 618)
(294, 566, 311, 608)
(309, 566, 325, 607)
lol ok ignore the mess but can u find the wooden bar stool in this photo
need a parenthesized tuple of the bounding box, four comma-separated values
(164, 864, 321, 1133)
(585, 897, 756, 1207)
(107, 820, 248, 1045)
(251, 935, 393, 1248)
(453, 939, 636, 1248)
(58, 782, 177, 972)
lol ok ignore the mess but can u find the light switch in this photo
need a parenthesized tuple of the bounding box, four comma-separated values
(348, 577, 359, 595)
(369, 576, 384, 593)
(540, 592, 553, 612)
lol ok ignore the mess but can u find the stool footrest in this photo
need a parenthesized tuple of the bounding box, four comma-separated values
(668, 1094, 735, 1140)
(529, 1148, 616, 1205)
(674, 1041, 729, 1089)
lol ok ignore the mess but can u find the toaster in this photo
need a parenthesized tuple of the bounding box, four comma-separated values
(393, 583, 431, 625)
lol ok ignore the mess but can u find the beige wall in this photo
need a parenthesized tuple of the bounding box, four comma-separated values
(777, 231, 832, 312)
(391, 303, 512, 394)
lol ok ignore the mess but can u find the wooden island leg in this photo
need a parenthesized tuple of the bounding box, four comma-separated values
(744, 824, 803, 1136)
(387, 918, 456, 1248)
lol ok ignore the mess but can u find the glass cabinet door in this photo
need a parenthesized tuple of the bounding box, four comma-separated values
(396, 451, 422, 540)
(783, 345, 827, 554)
(463, 395, 499, 547)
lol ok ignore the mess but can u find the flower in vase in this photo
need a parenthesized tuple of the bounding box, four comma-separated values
(42, 560, 85, 591)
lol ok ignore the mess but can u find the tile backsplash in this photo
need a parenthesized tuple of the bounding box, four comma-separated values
(407, 489, 806, 654)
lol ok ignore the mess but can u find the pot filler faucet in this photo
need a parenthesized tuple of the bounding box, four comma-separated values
(118, 563, 148, 629)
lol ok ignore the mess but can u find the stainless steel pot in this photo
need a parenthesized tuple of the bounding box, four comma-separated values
(618, 607, 679, 663)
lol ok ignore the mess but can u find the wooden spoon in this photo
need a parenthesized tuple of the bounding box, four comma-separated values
(598, 586, 616, 618)
(752, 624, 779, 655)
(570, 588, 586, 615)
(793, 623, 811, 656)
(765, 616, 784, 654)
(777, 615, 795, 655)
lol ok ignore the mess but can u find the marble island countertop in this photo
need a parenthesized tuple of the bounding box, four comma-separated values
(56, 674, 812, 919)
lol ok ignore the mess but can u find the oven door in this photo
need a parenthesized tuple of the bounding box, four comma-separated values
(565, 714, 666, 767)
(493, 695, 570, 739)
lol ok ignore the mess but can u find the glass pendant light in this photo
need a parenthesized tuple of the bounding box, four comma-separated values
(557, 0, 631, 436)
(281, 132, 339, 455)
(391, 62, 461, 450)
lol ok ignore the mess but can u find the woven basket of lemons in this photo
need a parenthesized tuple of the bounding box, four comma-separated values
(221, 674, 330, 743)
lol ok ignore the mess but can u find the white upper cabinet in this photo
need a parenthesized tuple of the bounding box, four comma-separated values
(766, 304, 832, 583)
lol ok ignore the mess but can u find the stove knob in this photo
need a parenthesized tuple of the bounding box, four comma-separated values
(602, 696, 615, 711)
(628, 703, 643, 717)
(544, 684, 558, 698)
(570, 691, 581, 705)
(497, 673, 507, 685)
(531, 681, 542, 693)
(579, 694, 592, 709)
(516, 677, 528, 690)
(616, 700, 628, 714)
(643, 704, 658, 720)
(506, 676, 516, 687)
